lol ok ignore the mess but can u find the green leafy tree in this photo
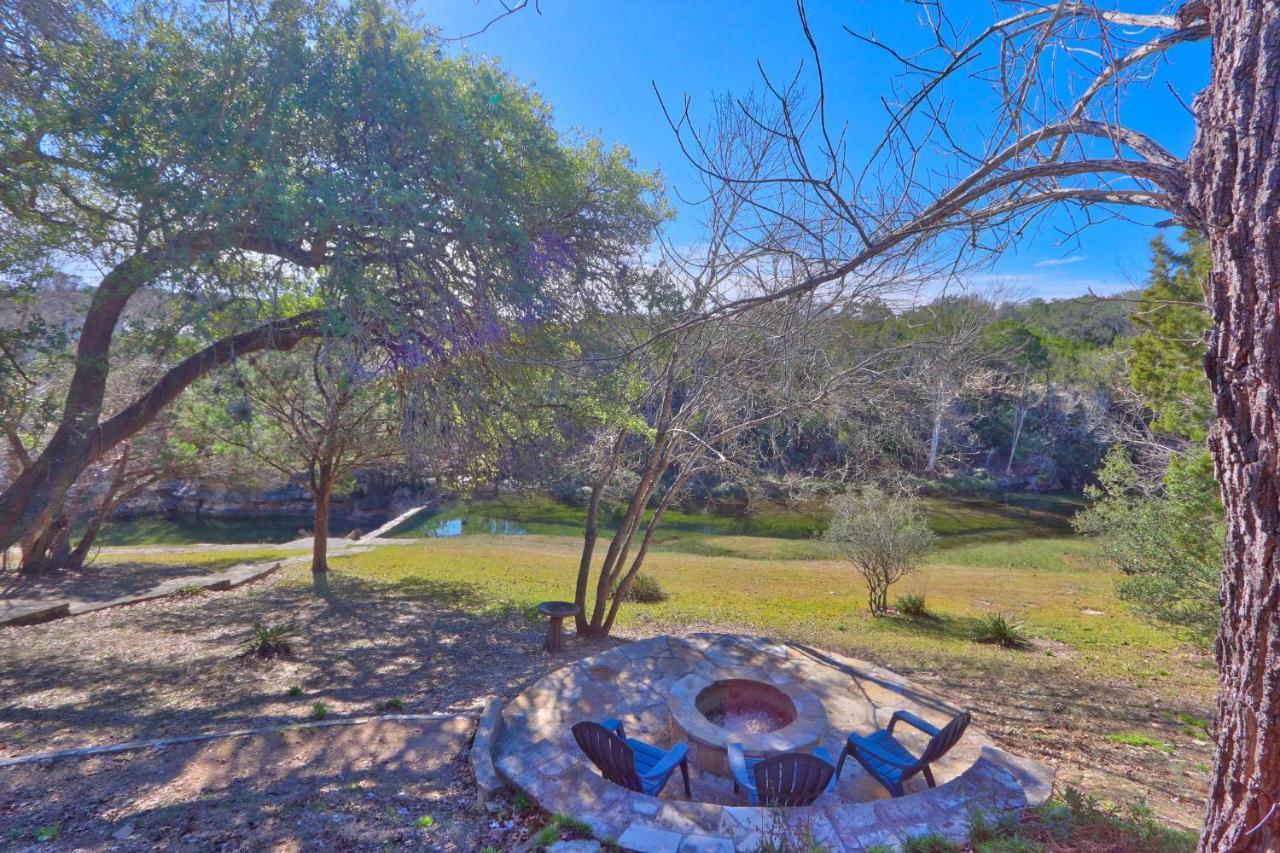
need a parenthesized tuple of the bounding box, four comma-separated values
(1075, 448, 1222, 643)
(1128, 234, 1213, 441)
(1076, 233, 1219, 642)
(0, 0, 661, 558)
(824, 487, 935, 616)
(194, 340, 401, 575)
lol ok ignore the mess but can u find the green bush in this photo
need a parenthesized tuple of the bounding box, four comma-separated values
(1074, 447, 1221, 643)
(310, 701, 328, 720)
(971, 613, 1032, 650)
(240, 622, 298, 658)
(824, 487, 935, 616)
(895, 593, 929, 618)
(618, 573, 668, 603)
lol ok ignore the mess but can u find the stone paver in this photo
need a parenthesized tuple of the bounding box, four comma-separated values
(617, 824, 685, 852)
(495, 634, 1055, 851)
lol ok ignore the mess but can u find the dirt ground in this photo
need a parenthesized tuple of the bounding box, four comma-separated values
(0, 562, 1211, 848)
(0, 718, 536, 851)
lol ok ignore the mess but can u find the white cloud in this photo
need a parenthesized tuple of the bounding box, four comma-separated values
(1033, 256, 1088, 268)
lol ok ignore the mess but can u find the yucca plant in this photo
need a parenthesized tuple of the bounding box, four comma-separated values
(971, 613, 1032, 650)
(241, 622, 298, 659)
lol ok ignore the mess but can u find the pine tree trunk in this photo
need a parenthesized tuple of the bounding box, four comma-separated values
(1192, 2, 1280, 848)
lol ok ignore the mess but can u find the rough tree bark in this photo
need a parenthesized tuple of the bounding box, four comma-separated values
(311, 461, 335, 576)
(1194, 1, 1280, 849)
(65, 443, 133, 572)
(0, 309, 325, 555)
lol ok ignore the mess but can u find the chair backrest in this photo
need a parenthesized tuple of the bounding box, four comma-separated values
(752, 751, 835, 807)
(572, 721, 642, 792)
(918, 711, 971, 766)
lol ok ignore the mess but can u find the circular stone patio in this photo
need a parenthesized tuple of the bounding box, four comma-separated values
(488, 634, 1054, 852)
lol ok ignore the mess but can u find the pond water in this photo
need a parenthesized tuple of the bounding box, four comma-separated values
(98, 493, 1077, 547)
(383, 499, 822, 540)
(97, 497, 821, 545)
(98, 514, 360, 546)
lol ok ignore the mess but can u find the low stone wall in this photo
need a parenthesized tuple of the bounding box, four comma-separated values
(494, 634, 1055, 852)
(471, 697, 510, 808)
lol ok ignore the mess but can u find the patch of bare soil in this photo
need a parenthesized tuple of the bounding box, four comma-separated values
(0, 718, 533, 851)
(0, 567, 621, 760)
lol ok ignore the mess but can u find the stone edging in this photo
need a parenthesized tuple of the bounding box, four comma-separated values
(472, 697, 510, 807)
(0, 712, 476, 770)
(495, 634, 1056, 852)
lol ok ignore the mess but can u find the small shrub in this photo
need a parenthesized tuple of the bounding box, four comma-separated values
(311, 701, 329, 720)
(967, 809, 1038, 852)
(33, 825, 60, 842)
(414, 814, 435, 829)
(824, 487, 935, 616)
(174, 584, 205, 598)
(760, 807, 830, 852)
(901, 833, 962, 853)
(971, 613, 1032, 650)
(285, 684, 303, 698)
(986, 787, 1196, 852)
(241, 622, 298, 659)
(379, 697, 405, 712)
(618, 573, 668, 603)
(895, 593, 929, 618)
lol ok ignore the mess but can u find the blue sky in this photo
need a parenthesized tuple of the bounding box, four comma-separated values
(425, 0, 1208, 301)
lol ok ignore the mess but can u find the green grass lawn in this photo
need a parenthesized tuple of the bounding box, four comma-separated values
(93, 547, 296, 567)
(326, 531, 1205, 690)
(79, 494, 1214, 835)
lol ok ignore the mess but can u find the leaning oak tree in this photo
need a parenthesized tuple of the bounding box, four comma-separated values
(659, 1, 1273, 846)
(0, 0, 660, 562)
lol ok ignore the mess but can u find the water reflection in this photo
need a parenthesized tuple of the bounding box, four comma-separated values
(424, 516, 529, 537)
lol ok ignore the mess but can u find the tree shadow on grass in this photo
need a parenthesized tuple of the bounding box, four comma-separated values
(0, 558, 278, 606)
(0, 567, 618, 760)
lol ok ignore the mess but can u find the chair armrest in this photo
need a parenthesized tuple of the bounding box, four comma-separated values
(726, 741, 754, 791)
(638, 741, 689, 783)
(601, 718, 626, 739)
(849, 736, 920, 770)
(888, 710, 940, 737)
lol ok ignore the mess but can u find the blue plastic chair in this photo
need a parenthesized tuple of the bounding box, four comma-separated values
(572, 718, 691, 797)
(727, 742, 836, 806)
(836, 710, 971, 797)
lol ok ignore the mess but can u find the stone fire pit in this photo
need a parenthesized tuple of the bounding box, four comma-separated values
(486, 634, 1054, 851)
(669, 669, 827, 775)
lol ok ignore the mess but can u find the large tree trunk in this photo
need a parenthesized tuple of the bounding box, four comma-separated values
(66, 444, 132, 572)
(1193, 2, 1280, 849)
(1, 254, 155, 559)
(311, 467, 334, 575)
(0, 310, 324, 554)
